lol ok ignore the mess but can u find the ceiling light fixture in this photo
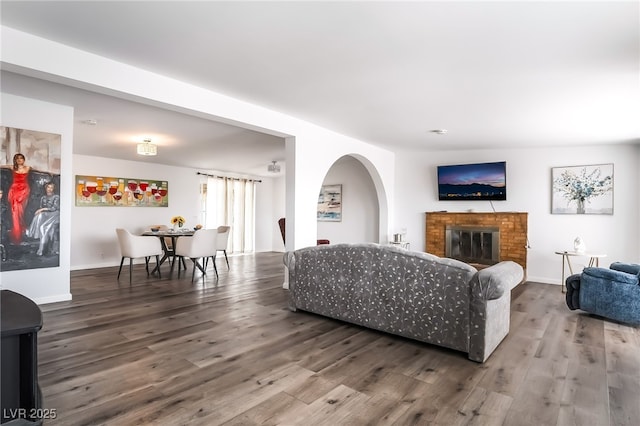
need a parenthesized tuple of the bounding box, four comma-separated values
(429, 129, 448, 135)
(137, 138, 157, 156)
(267, 160, 281, 173)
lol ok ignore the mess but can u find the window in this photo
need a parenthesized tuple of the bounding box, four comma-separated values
(200, 176, 255, 253)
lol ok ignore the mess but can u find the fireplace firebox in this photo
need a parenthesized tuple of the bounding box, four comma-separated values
(445, 226, 500, 265)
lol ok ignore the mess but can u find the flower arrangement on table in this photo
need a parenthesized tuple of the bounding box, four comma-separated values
(170, 215, 186, 228)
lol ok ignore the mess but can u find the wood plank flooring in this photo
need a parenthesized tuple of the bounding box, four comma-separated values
(35, 253, 639, 425)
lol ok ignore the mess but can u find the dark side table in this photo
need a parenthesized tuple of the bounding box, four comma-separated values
(1, 290, 43, 425)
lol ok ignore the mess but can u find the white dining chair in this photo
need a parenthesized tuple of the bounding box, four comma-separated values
(216, 225, 231, 269)
(115, 228, 164, 283)
(174, 228, 218, 282)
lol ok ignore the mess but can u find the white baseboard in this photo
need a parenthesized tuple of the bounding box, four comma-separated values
(33, 293, 72, 305)
(71, 259, 153, 271)
(525, 275, 561, 285)
(71, 262, 117, 271)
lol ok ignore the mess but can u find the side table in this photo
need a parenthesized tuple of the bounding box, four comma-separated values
(555, 250, 607, 293)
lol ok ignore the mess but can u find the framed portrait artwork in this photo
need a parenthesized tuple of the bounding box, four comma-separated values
(551, 163, 613, 215)
(1, 126, 62, 271)
(317, 184, 342, 222)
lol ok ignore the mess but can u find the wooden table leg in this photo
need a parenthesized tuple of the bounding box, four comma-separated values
(151, 237, 170, 275)
(561, 254, 574, 293)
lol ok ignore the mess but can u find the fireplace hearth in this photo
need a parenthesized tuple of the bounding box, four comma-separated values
(445, 225, 500, 265)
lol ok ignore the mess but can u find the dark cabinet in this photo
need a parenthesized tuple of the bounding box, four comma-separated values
(1, 290, 43, 425)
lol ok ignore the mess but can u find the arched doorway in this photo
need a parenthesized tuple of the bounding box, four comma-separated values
(317, 155, 382, 244)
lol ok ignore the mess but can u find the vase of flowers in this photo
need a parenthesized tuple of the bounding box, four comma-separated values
(171, 215, 185, 231)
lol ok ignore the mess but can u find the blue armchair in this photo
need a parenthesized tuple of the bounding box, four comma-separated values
(566, 262, 640, 326)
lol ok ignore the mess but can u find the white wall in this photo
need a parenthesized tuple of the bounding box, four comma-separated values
(395, 144, 640, 285)
(271, 175, 286, 252)
(72, 155, 200, 268)
(255, 176, 285, 253)
(72, 154, 283, 269)
(0, 94, 73, 303)
(318, 156, 379, 244)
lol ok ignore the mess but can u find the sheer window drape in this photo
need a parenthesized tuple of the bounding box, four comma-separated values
(201, 176, 255, 253)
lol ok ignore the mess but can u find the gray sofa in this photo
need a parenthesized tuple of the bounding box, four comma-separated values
(284, 243, 524, 362)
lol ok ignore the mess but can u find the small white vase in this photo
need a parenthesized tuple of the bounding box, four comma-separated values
(574, 237, 586, 253)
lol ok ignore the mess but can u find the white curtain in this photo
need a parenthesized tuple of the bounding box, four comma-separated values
(202, 176, 255, 253)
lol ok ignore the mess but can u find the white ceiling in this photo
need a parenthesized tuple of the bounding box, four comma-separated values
(1, 1, 639, 175)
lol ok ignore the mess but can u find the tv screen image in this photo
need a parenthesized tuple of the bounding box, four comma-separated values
(437, 161, 506, 201)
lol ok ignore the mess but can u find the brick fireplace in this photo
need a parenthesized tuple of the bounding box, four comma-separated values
(425, 212, 528, 270)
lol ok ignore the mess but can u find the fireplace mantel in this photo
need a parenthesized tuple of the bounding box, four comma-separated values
(425, 212, 528, 270)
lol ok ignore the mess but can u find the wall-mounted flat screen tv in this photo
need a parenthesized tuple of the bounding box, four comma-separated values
(437, 161, 506, 201)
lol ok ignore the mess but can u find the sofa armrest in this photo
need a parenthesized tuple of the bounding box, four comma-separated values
(467, 261, 523, 362)
(283, 251, 297, 311)
(565, 273, 582, 310)
(609, 262, 640, 277)
(470, 261, 524, 301)
(283, 251, 295, 271)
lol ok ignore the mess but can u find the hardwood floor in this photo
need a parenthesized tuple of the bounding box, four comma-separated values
(37, 253, 639, 425)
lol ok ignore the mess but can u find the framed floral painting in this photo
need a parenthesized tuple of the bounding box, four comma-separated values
(551, 164, 613, 214)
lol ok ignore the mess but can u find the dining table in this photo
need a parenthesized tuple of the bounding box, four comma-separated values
(141, 228, 195, 274)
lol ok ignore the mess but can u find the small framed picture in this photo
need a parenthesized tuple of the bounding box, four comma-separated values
(317, 184, 342, 222)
